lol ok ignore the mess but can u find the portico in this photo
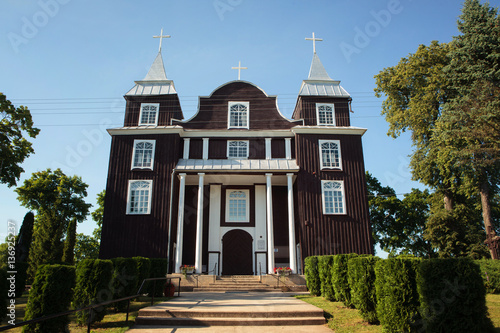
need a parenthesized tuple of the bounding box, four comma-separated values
(172, 163, 299, 276)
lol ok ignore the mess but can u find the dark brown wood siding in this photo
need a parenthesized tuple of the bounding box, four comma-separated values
(173, 82, 300, 130)
(271, 139, 286, 159)
(123, 95, 183, 126)
(294, 133, 373, 259)
(100, 133, 180, 259)
(189, 139, 203, 159)
(292, 96, 351, 126)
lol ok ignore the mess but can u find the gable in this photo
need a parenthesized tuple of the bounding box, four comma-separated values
(173, 81, 301, 130)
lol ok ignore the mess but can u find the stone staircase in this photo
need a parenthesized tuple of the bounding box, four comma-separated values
(192, 275, 276, 292)
(134, 292, 326, 327)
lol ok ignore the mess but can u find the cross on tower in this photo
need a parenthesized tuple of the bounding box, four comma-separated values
(305, 32, 323, 54)
(231, 61, 247, 80)
(153, 28, 171, 52)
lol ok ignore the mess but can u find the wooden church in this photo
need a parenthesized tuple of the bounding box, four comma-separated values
(99, 32, 373, 275)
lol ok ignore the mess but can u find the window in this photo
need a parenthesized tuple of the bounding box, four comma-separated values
(131, 140, 155, 169)
(228, 102, 249, 128)
(127, 180, 152, 214)
(226, 190, 249, 222)
(139, 103, 159, 126)
(227, 140, 249, 158)
(319, 140, 342, 170)
(316, 103, 335, 126)
(322, 180, 345, 214)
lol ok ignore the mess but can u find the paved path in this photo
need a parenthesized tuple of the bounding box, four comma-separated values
(127, 292, 332, 332)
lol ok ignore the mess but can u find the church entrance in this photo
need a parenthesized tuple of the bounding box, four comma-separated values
(222, 229, 253, 275)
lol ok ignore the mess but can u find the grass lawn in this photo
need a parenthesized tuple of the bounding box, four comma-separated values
(1, 294, 171, 333)
(297, 294, 500, 333)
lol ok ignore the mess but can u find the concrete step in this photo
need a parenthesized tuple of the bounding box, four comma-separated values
(138, 309, 323, 318)
(135, 316, 326, 326)
(192, 287, 276, 292)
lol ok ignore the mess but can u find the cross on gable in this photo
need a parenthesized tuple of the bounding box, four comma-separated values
(153, 28, 171, 52)
(231, 61, 247, 80)
(305, 32, 323, 54)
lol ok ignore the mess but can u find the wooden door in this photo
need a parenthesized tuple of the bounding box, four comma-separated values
(222, 229, 253, 275)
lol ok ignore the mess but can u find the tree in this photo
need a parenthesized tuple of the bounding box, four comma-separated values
(432, 0, 500, 258)
(91, 190, 105, 241)
(74, 234, 99, 263)
(374, 41, 457, 208)
(0, 93, 40, 187)
(15, 169, 91, 279)
(62, 219, 77, 264)
(73, 190, 105, 263)
(15, 211, 34, 263)
(367, 172, 434, 257)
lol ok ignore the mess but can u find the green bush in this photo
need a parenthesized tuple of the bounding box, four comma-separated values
(73, 259, 114, 325)
(14, 262, 29, 298)
(148, 258, 169, 297)
(348, 256, 380, 324)
(476, 259, 500, 294)
(318, 255, 335, 301)
(331, 253, 358, 307)
(416, 258, 494, 332)
(304, 256, 321, 296)
(133, 257, 151, 293)
(111, 258, 138, 312)
(375, 258, 420, 332)
(23, 264, 75, 333)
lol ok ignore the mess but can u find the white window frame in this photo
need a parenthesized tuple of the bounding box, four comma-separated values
(321, 180, 346, 215)
(131, 140, 156, 170)
(126, 180, 153, 215)
(316, 103, 335, 126)
(227, 140, 249, 159)
(139, 103, 159, 126)
(319, 140, 342, 170)
(228, 101, 249, 129)
(225, 189, 250, 222)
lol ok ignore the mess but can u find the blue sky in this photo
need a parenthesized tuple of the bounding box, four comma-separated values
(1, 0, 498, 245)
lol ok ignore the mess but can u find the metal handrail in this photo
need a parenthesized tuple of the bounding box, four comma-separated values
(0, 276, 181, 332)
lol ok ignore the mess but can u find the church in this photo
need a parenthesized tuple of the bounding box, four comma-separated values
(99, 32, 373, 275)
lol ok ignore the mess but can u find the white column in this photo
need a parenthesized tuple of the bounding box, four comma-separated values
(183, 138, 190, 159)
(265, 173, 275, 274)
(287, 173, 297, 273)
(174, 173, 187, 273)
(194, 173, 205, 274)
(285, 138, 292, 160)
(202, 138, 209, 160)
(265, 138, 272, 160)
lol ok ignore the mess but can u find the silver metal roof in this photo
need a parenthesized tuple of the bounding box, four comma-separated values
(125, 51, 177, 96)
(299, 80, 350, 97)
(175, 159, 299, 172)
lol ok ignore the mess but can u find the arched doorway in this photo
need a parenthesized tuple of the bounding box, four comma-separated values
(222, 229, 253, 275)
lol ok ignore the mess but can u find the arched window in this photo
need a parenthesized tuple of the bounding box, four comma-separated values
(321, 180, 345, 214)
(127, 180, 152, 214)
(319, 140, 342, 169)
(226, 190, 249, 222)
(132, 140, 155, 169)
(228, 102, 249, 128)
